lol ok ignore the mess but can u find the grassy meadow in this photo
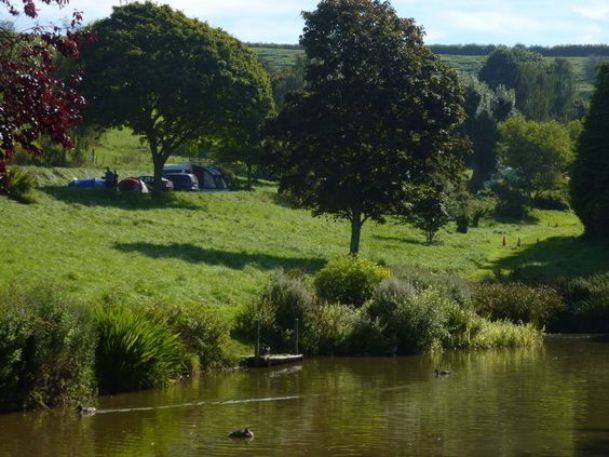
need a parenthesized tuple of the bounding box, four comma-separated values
(4, 152, 608, 324)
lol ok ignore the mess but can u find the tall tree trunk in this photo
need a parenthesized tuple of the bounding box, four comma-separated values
(349, 211, 363, 256)
(152, 156, 164, 195)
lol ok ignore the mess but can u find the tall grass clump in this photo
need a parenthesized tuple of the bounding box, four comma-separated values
(0, 283, 95, 411)
(5, 167, 37, 204)
(94, 305, 184, 393)
(473, 282, 565, 328)
(315, 256, 391, 307)
(471, 319, 542, 349)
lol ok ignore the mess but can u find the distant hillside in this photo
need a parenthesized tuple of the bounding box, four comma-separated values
(250, 43, 607, 99)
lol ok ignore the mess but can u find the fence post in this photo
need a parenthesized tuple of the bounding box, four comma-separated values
(295, 318, 299, 354)
(255, 320, 260, 361)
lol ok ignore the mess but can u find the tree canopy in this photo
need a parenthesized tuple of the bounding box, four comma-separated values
(81, 2, 274, 191)
(0, 0, 85, 190)
(570, 64, 609, 238)
(268, 0, 466, 255)
(497, 116, 574, 201)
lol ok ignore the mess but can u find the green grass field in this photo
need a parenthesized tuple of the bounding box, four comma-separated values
(3, 161, 609, 325)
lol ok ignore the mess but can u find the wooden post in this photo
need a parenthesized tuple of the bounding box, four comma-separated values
(295, 318, 299, 354)
(255, 320, 260, 361)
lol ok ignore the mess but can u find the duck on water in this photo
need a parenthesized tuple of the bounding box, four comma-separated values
(228, 428, 254, 439)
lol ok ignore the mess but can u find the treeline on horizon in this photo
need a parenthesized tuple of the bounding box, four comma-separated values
(248, 42, 609, 57)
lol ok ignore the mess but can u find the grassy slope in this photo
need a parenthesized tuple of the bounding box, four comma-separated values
(3, 167, 608, 321)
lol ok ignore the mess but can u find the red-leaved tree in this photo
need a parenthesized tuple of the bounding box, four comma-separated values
(0, 0, 85, 190)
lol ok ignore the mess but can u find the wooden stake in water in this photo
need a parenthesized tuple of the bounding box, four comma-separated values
(255, 320, 260, 360)
(295, 318, 299, 354)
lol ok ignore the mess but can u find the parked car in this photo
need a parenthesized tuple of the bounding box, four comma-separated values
(164, 173, 199, 191)
(138, 175, 174, 191)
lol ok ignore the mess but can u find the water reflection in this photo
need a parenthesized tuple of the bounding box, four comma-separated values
(1, 338, 608, 456)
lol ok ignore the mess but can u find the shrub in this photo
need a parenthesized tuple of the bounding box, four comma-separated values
(554, 274, 609, 332)
(473, 282, 565, 328)
(235, 270, 315, 353)
(161, 303, 233, 370)
(315, 256, 391, 307)
(305, 304, 361, 355)
(493, 180, 528, 219)
(5, 167, 37, 204)
(0, 283, 95, 411)
(532, 191, 570, 211)
(94, 305, 185, 394)
(391, 265, 472, 307)
(368, 281, 448, 354)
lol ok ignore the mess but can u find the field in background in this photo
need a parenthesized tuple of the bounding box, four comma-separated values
(252, 47, 597, 99)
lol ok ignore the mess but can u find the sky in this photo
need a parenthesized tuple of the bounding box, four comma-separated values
(12, 0, 609, 46)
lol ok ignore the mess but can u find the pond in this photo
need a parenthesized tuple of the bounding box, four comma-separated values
(1, 336, 608, 456)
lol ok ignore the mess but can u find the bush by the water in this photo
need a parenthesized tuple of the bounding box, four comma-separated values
(473, 282, 565, 328)
(553, 274, 609, 332)
(94, 305, 185, 393)
(239, 265, 541, 357)
(314, 256, 391, 307)
(0, 284, 95, 411)
(235, 270, 315, 353)
(161, 303, 233, 370)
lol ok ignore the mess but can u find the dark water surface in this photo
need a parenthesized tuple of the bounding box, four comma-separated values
(2, 336, 609, 457)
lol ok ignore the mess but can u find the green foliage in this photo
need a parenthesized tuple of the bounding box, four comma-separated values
(267, 0, 466, 254)
(314, 256, 391, 307)
(473, 282, 565, 328)
(235, 270, 315, 353)
(306, 303, 361, 355)
(0, 283, 95, 411)
(406, 194, 451, 243)
(5, 166, 37, 203)
(81, 2, 273, 192)
(463, 78, 516, 189)
(492, 179, 529, 220)
(570, 64, 609, 238)
(497, 116, 575, 202)
(553, 274, 609, 332)
(94, 304, 185, 394)
(390, 265, 472, 307)
(161, 303, 233, 370)
(367, 280, 448, 354)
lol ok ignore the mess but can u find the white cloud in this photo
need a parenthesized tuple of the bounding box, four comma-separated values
(572, 0, 609, 21)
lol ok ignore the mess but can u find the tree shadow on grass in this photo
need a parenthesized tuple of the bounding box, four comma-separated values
(488, 235, 609, 280)
(371, 234, 425, 245)
(41, 187, 201, 210)
(113, 242, 325, 272)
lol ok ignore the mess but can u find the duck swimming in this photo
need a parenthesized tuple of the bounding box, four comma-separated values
(228, 428, 254, 439)
(434, 369, 451, 377)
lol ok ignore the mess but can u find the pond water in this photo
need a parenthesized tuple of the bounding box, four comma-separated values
(1, 336, 609, 457)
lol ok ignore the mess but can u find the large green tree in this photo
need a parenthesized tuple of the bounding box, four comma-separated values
(570, 64, 609, 238)
(463, 79, 516, 190)
(268, 0, 466, 255)
(497, 116, 574, 202)
(81, 2, 273, 191)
